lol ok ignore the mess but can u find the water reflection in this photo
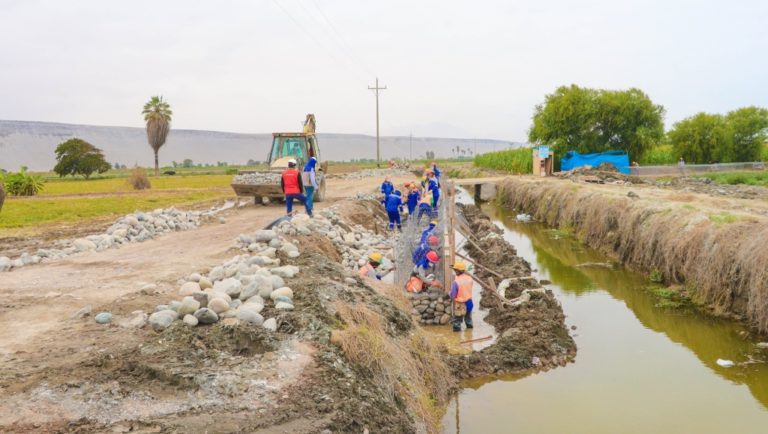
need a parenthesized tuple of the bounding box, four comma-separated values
(443, 201, 768, 434)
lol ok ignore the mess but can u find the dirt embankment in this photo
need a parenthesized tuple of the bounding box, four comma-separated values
(447, 204, 577, 378)
(497, 177, 768, 334)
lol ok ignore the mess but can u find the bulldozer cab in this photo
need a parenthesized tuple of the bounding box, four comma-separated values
(268, 134, 320, 169)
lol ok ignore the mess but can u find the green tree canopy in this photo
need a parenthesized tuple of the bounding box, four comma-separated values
(726, 106, 768, 162)
(667, 107, 768, 163)
(53, 138, 111, 179)
(528, 85, 665, 161)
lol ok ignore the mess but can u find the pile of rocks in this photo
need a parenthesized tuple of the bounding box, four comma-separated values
(408, 287, 452, 325)
(270, 210, 394, 273)
(340, 168, 412, 180)
(0, 208, 210, 273)
(232, 172, 281, 185)
(147, 229, 300, 331)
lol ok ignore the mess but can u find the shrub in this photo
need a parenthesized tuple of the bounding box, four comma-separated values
(225, 167, 238, 175)
(639, 144, 676, 165)
(474, 148, 533, 173)
(128, 166, 151, 190)
(3, 167, 44, 196)
(0, 182, 5, 213)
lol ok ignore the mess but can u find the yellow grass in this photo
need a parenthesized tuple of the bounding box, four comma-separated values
(40, 174, 233, 195)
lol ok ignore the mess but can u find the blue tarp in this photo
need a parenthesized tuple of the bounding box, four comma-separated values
(560, 150, 630, 174)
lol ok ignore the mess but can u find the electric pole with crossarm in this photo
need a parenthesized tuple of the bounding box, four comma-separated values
(368, 78, 387, 167)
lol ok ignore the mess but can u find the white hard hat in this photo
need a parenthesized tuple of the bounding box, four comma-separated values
(288, 159, 297, 166)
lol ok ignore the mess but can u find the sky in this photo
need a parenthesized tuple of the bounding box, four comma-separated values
(0, 0, 766, 141)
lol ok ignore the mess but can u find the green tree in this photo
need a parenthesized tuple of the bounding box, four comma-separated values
(667, 113, 732, 164)
(529, 85, 665, 161)
(142, 96, 173, 175)
(53, 138, 111, 179)
(726, 106, 768, 162)
(182, 158, 194, 168)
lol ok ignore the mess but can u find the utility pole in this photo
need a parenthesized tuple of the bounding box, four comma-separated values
(368, 77, 387, 167)
(409, 132, 413, 161)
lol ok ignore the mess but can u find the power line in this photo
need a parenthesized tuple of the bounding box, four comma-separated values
(308, 0, 375, 76)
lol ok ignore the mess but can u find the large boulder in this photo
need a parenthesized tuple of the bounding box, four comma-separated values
(178, 296, 201, 316)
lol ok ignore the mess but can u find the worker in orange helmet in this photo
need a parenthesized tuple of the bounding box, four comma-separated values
(450, 261, 473, 331)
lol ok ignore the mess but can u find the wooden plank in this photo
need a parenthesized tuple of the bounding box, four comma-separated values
(454, 251, 505, 280)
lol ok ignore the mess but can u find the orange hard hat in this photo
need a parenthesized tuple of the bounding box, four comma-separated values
(426, 251, 439, 263)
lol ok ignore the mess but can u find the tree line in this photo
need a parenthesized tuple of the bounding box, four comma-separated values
(529, 84, 768, 164)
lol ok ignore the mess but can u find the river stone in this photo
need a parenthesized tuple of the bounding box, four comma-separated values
(270, 275, 285, 290)
(192, 292, 209, 308)
(241, 302, 264, 314)
(125, 215, 140, 227)
(275, 301, 294, 310)
(270, 287, 294, 300)
(416, 305, 428, 313)
(183, 314, 199, 326)
(194, 308, 219, 324)
(178, 296, 201, 316)
(237, 309, 264, 326)
(254, 229, 278, 242)
(240, 278, 268, 301)
(273, 296, 293, 306)
(73, 238, 97, 252)
(208, 297, 230, 314)
(0, 256, 11, 272)
(208, 266, 225, 282)
(263, 318, 277, 332)
(269, 238, 282, 248)
(344, 277, 356, 285)
(169, 300, 182, 312)
(179, 281, 201, 296)
(279, 242, 298, 254)
(270, 266, 299, 278)
(119, 311, 148, 328)
(94, 312, 113, 324)
(287, 251, 301, 258)
(199, 277, 213, 290)
(149, 310, 177, 331)
(756, 342, 768, 349)
(439, 314, 450, 325)
(261, 247, 277, 258)
(214, 277, 242, 298)
(188, 272, 202, 282)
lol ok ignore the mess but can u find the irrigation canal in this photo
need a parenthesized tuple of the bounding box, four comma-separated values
(441, 194, 768, 434)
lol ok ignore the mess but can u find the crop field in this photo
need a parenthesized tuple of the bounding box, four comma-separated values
(39, 174, 234, 196)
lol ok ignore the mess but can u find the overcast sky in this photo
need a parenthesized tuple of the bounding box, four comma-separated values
(0, 0, 766, 141)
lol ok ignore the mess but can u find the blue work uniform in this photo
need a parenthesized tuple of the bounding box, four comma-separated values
(381, 181, 394, 204)
(406, 190, 420, 215)
(385, 193, 403, 231)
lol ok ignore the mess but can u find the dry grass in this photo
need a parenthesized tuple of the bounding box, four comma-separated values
(128, 166, 151, 190)
(330, 302, 453, 433)
(498, 179, 768, 333)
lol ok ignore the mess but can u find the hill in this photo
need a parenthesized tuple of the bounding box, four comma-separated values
(0, 120, 522, 171)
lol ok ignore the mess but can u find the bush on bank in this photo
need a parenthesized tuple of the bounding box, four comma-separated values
(474, 148, 533, 173)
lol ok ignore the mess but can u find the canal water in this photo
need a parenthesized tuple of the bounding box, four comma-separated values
(442, 202, 768, 434)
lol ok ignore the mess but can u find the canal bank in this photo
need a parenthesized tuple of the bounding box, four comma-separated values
(443, 200, 768, 434)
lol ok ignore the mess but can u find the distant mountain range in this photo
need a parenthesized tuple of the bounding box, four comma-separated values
(0, 120, 525, 171)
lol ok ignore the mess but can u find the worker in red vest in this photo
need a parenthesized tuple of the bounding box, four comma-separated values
(280, 159, 311, 216)
(450, 261, 474, 332)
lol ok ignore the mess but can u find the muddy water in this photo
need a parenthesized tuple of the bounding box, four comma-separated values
(443, 202, 768, 434)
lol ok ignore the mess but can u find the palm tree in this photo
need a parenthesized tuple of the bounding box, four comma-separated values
(142, 96, 173, 175)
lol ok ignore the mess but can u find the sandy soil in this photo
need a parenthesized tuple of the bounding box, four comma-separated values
(0, 174, 421, 431)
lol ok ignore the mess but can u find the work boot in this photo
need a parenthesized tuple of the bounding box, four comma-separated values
(452, 316, 462, 332)
(465, 313, 473, 329)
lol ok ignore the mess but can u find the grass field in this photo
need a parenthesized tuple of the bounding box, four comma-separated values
(0, 190, 230, 229)
(699, 171, 768, 186)
(40, 175, 234, 195)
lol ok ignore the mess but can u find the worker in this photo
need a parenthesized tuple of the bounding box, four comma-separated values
(419, 220, 438, 244)
(427, 171, 440, 210)
(417, 194, 433, 223)
(385, 190, 404, 231)
(406, 183, 421, 217)
(449, 261, 473, 332)
(280, 159, 310, 216)
(414, 250, 439, 278)
(359, 252, 383, 280)
(380, 175, 394, 204)
(431, 161, 441, 186)
(412, 235, 439, 265)
(301, 156, 318, 217)
(405, 271, 424, 293)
